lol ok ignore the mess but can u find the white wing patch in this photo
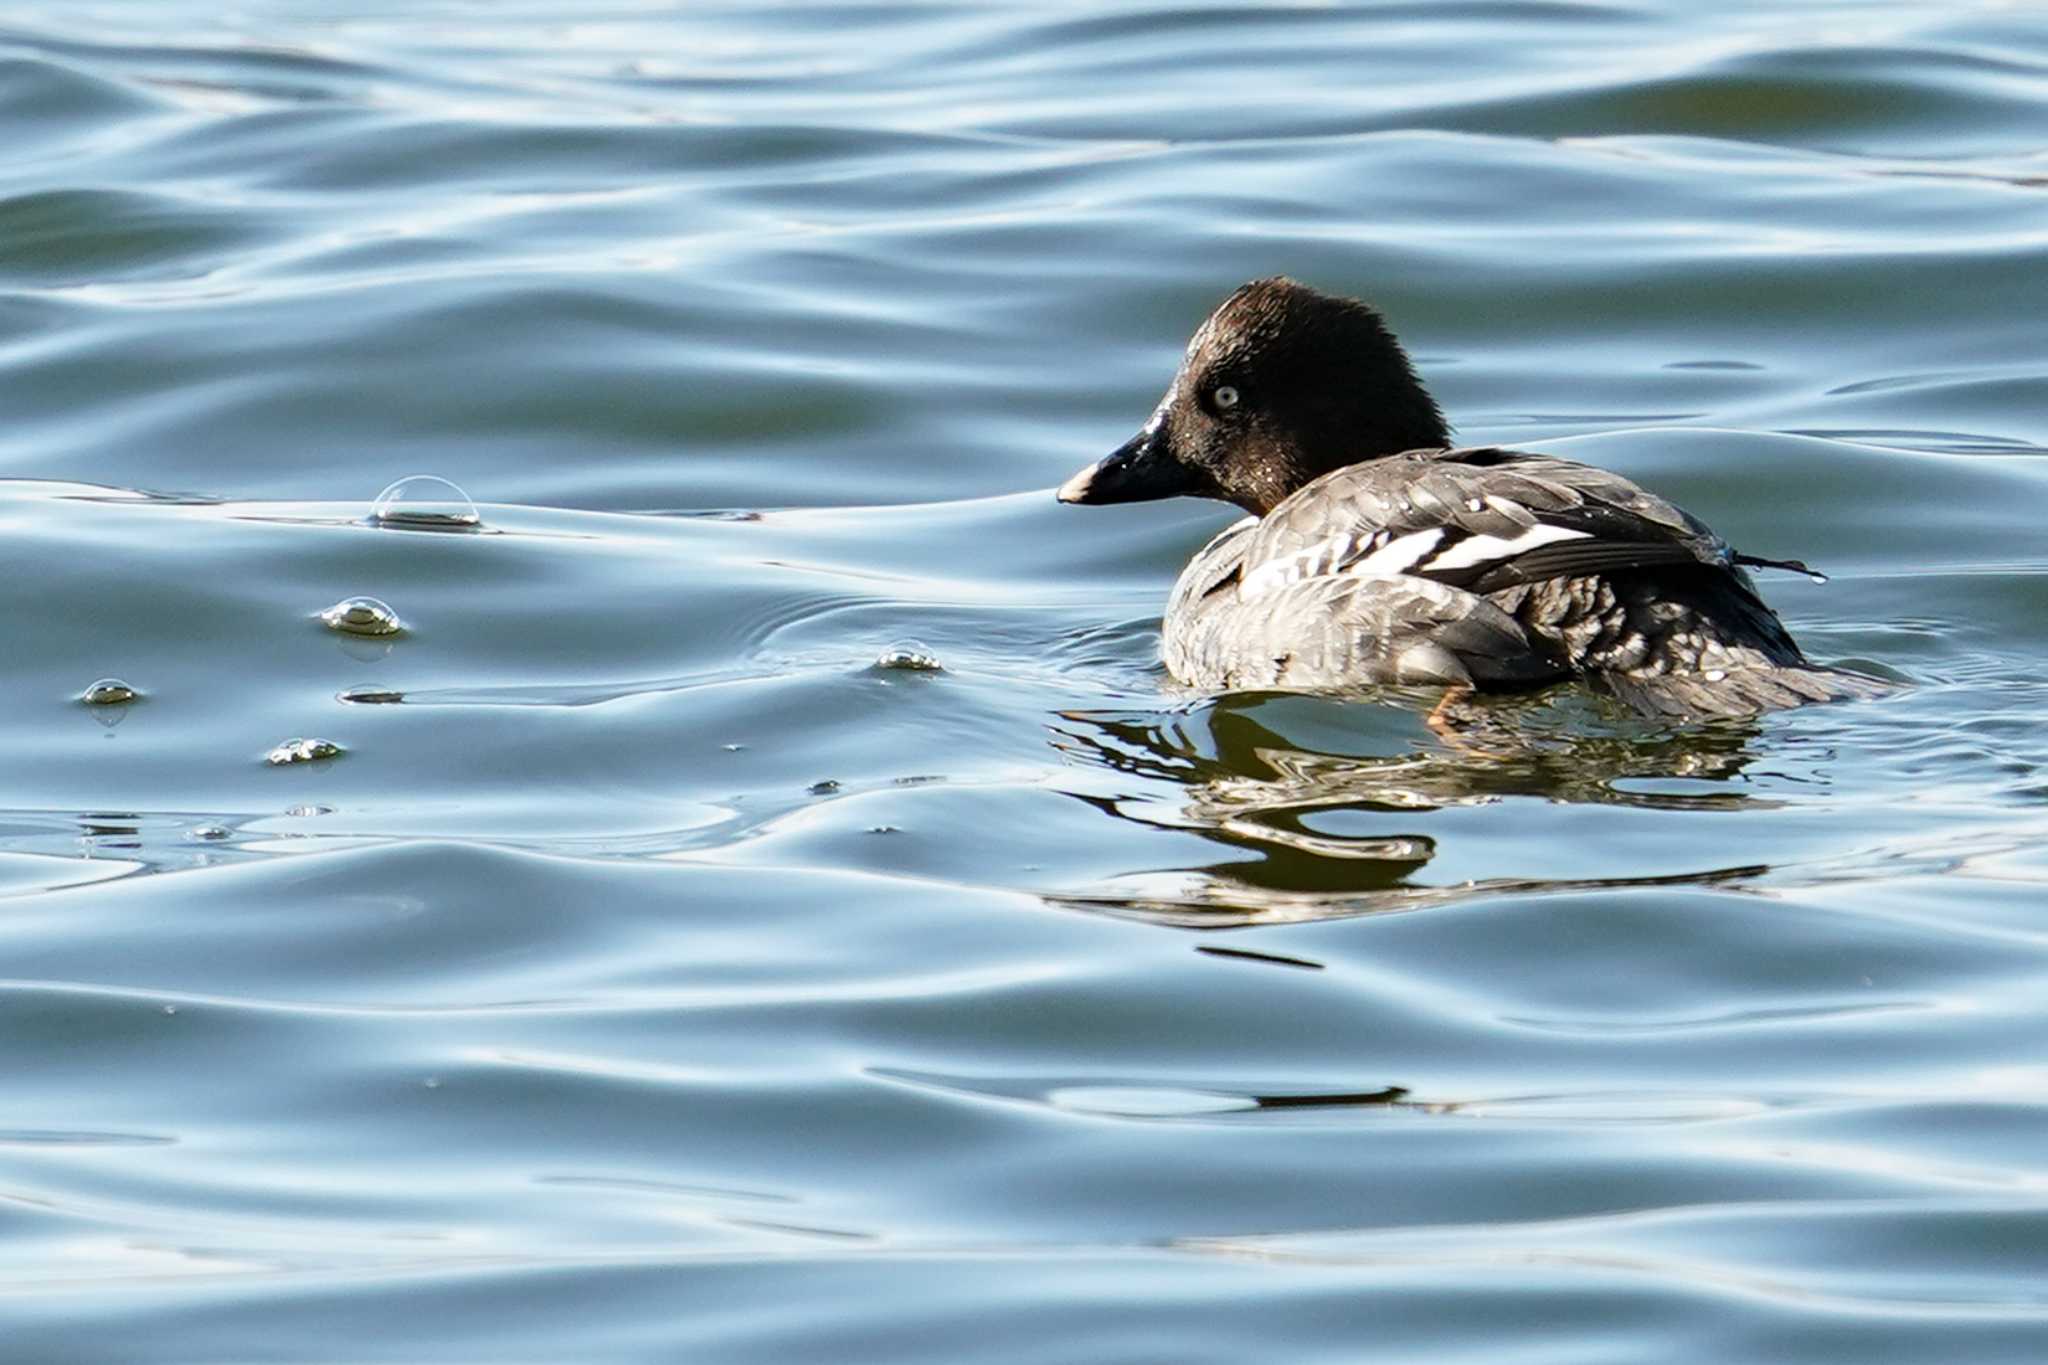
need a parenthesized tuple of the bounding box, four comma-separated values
(1237, 521, 1585, 600)
(1240, 532, 1359, 599)
(1349, 528, 1445, 576)
(1423, 523, 1588, 572)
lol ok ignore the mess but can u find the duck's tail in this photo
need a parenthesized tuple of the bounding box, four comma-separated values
(1598, 663, 1898, 721)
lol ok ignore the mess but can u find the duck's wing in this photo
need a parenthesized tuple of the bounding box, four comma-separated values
(1165, 516, 1560, 691)
(1245, 446, 1758, 599)
(1169, 448, 1885, 718)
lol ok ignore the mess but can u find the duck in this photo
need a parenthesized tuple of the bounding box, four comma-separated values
(1057, 277, 1887, 719)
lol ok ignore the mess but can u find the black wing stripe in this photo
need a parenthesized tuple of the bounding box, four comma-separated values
(1422, 537, 1708, 593)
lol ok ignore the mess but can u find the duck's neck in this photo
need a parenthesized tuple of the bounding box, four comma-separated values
(1240, 400, 1451, 516)
(1334, 375, 1453, 469)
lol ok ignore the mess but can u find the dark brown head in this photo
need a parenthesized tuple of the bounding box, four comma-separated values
(1057, 277, 1450, 516)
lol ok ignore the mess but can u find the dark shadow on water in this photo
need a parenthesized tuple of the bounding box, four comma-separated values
(1046, 690, 1778, 929)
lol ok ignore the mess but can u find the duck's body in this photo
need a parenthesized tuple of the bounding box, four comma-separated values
(1161, 444, 1876, 717)
(1059, 278, 1885, 719)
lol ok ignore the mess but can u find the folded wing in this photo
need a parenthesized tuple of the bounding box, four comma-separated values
(1243, 446, 1758, 602)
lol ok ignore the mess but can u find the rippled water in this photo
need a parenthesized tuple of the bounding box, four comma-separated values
(6, 3, 2048, 1359)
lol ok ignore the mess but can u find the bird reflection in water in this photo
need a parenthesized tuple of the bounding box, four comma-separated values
(1046, 689, 1781, 929)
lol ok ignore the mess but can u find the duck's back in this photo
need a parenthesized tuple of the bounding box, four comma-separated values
(1163, 447, 1884, 717)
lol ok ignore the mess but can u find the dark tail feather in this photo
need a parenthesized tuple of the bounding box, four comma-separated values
(1733, 552, 1827, 583)
(1598, 664, 1898, 720)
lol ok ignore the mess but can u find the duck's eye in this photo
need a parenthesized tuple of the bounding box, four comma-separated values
(1212, 385, 1240, 412)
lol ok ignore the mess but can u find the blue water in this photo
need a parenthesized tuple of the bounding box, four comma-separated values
(6, 3, 2048, 1359)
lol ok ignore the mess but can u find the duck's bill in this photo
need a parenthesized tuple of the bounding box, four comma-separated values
(1056, 429, 1197, 505)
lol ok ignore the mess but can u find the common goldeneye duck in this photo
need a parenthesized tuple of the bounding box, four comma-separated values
(1058, 276, 1888, 719)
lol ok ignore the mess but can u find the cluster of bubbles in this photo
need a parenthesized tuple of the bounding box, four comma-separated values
(76, 476, 486, 764)
(77, 477, 952, 775)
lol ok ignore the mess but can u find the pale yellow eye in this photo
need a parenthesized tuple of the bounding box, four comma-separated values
(1212, 385, 1240, 411)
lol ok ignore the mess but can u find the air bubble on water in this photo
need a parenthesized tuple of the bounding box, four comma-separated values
(266, 737, 343, 766)
(161, 1005, 178, 1016)
(874, 640, 942, 672)
(369, 475, 481, 531)
(320, 596, 404, 637)
(339, 684, 405, 705)
(81, 678, 138, 705)
(191, 825, 230, 841)
(286, 804, 334, 817)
